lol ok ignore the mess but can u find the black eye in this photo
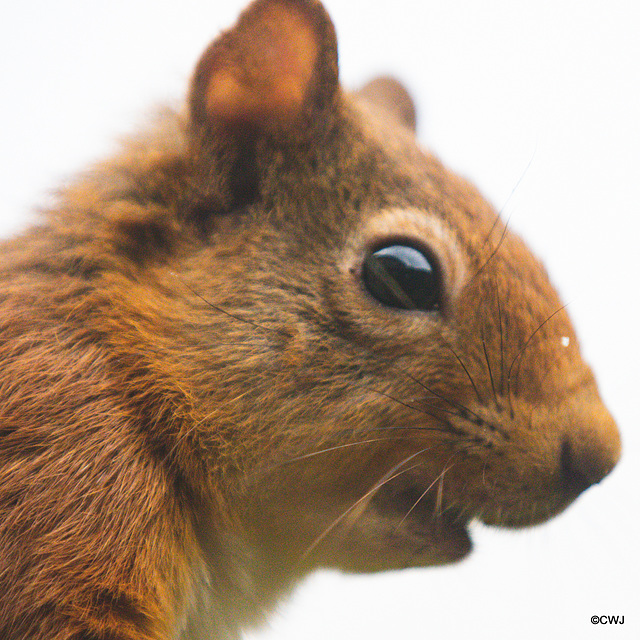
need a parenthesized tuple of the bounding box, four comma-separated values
(362, 243, 441, 311)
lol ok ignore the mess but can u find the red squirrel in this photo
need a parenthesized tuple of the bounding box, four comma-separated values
(0, 1, 621, 638)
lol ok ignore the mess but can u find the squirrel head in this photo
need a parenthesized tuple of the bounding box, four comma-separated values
(56, 0, 620, 577)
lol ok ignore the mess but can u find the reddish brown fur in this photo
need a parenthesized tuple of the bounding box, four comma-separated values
(0, 1, 620, 638)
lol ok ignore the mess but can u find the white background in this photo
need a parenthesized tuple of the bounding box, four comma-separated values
(1, 1, 638, 639)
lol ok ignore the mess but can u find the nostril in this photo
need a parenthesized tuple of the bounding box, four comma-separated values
(560, 439, 593, 495)
(554, 401, 621, 498)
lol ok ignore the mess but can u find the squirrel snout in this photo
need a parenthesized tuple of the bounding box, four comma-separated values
(559, 407, 621, 496)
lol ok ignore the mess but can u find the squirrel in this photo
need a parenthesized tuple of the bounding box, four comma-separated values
(0, 0, 621, 638)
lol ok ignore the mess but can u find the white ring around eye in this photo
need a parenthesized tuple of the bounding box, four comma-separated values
(341, 207, 467, 304)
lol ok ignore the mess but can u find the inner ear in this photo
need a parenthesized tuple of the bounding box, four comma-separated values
(190, 0, 339, 133)
(357, 76, 417, 132)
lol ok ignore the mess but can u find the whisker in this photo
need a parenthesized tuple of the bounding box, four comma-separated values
(397, 463, 452, 527)
(481, 326, 498, 407)
(481, 211, 504, 250)
(386, 367, 486, 426)
(435, 467, 446, 518)
(523, 346, 569, 429)
(507, 304, 567, 399)
(495, 276, 506, 398)
(174, 275, 289, 338)
(356, 383, 471, 426)
(368, 425, 450, 434)
(444, 343, 484, 405)
(481, 150, 535, 249)
(496, 152, 536, 219)
(273, 438, 403, 465)
(298, 449, 432, 562)
(250, 434, 427, 482)
(472, 216, 510, 281)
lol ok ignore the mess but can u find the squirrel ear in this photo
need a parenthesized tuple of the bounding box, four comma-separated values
(190, 0, 338, 133)
(357, 77, 417, 132)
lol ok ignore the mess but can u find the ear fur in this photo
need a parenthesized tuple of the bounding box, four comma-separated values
(185, 0, 339, 216)
(189, 0, 338, 134)
(357, 76, 417, 132)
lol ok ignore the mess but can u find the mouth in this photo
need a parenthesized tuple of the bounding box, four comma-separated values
(368, 472, 473, 566)
(370, 467, 582, 536)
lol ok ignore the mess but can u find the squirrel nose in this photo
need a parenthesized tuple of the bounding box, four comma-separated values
(560, 408, 621, 496)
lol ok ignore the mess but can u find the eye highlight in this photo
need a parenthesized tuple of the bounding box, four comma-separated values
(362, 243, 441, 311)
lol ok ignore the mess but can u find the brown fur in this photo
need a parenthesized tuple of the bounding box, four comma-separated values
(0, 1, 620, 638)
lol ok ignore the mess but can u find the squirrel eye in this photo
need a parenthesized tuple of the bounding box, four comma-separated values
(362, 243, 441, 311)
